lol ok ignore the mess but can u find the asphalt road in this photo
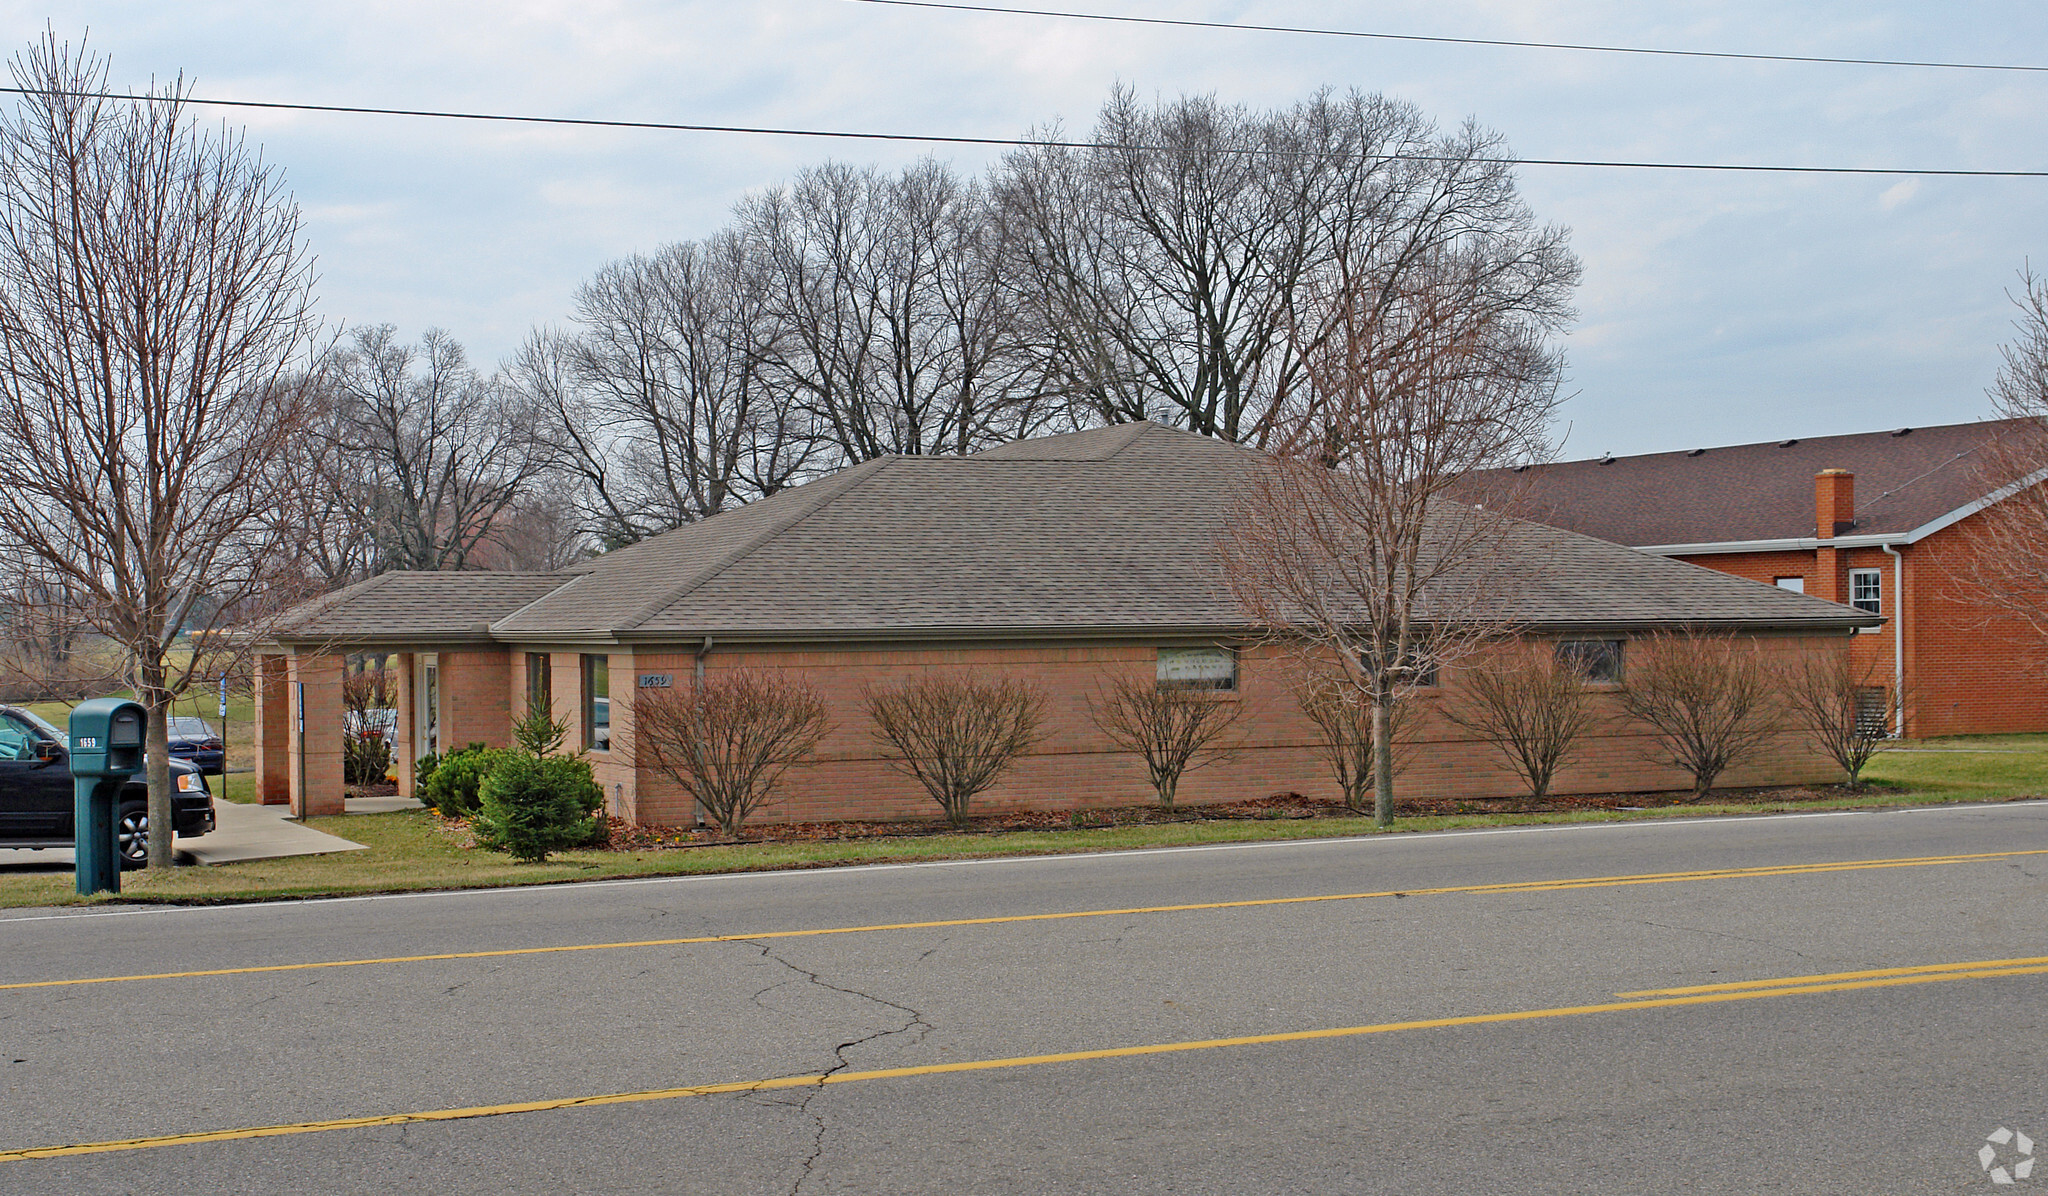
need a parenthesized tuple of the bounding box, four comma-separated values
(3, 802, 2045, 1194)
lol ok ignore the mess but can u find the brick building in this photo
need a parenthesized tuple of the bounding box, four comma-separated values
(258, 423, 1876, 822)
(1483, 419, 2047, 738)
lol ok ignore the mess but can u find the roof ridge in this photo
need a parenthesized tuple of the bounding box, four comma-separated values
(610, 456, 899, 634)
(489, 573, 587, 634)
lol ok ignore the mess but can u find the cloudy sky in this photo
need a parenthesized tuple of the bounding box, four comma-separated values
(10, 0, 2046, 456)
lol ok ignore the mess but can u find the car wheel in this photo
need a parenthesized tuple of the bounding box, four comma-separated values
(117, 802, 149, 870)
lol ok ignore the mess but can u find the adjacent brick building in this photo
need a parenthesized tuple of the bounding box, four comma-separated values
(258, 423, 1877, 822)
(1484, 419, 2048, 738)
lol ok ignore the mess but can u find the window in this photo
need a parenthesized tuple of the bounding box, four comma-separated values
(1849, 569, 1882, 615)
(1157, 647, 1237, 692)
(582, 654, 610, 751)
(525, 653, 551, 715)
(1774, 576, 1805, 594)
(1373, 645, 1439, 689)
(1557, 639, 1624, 683)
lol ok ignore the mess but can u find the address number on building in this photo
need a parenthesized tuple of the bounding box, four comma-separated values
(637, 674, 673, 689)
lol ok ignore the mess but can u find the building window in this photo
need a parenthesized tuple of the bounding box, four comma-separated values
(1849, 569, 1882, 615)
(1557, 639, 1624, 683)
(1157, 647, 1237, 691)
(582, 654, 610, 751)
(1774, 576, 1805, 594)
(525, 653, 550, 716)
(1369, 645, 1439, 689)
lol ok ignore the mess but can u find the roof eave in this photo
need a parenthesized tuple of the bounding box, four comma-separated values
(1632, 464, 2048, 556)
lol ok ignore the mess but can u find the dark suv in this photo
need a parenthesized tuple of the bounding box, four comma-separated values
(0, 705, 217, 868)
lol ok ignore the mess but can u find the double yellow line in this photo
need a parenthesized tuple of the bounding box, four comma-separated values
(6, 848, 2044, 995)
(6, 953, 2046, 1163)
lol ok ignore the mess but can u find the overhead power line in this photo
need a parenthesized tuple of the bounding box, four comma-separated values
(3, 87, 2043, 178)
(842, 0, 2048, 74)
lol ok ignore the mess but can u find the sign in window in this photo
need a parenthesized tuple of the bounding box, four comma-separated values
(1157, 647, 1237, 691)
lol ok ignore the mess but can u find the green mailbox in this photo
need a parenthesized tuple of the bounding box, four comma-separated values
(69, 698, 147, 896)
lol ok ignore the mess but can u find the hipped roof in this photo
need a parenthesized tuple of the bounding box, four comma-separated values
(275, 422, 1876, 647)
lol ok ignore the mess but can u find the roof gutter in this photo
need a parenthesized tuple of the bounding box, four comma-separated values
(1633, 464, 2048, 557)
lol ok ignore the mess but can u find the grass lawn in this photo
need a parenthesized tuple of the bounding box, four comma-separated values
(0, 734, 2041, 910)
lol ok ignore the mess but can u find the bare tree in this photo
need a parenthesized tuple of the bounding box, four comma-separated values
(326, 325, 553, 572)
(1442, 644, 1595, 801)
(633, 670, 830, 837)
(1294, 673, 1411, 813)
(0, 33, 323, 865)
(1616, 631, 1781, 799)
(1219, 249, 1569, 828)
(863, 674, 1044, 827)
(520, 232, 819, 547)
(1955, 266, 2048, 666)
(744, 160, 1064, 465)
(994, 87, 1577, 446)
(1780, 649, 1901, 787)
(1088, 675, 1245, 809)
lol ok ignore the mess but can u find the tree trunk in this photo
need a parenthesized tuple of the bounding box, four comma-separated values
(143, 674, 175, 870)
(1371, 695, 1394, 828)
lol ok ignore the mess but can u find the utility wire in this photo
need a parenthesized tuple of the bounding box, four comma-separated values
(843, 0, 2048, 74)
(4, 86, 2043, 178)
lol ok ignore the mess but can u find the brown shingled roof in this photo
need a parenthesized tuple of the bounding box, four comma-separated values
(1486, 419, 2023, 547)
(485, 422, 1870, 642)
(273, 423, 1878, 647)
(275, 571, 576, 644)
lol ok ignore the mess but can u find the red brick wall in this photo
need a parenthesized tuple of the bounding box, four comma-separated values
(1901, 512, 2048, 736)
(1672, 515, 2048, 737)
(595, 635, 1845, 827)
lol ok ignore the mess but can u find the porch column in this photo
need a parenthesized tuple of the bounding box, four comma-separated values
(286, 649, 346, 818)
(393, 652, 418, 798)
(252, 652, 291, 805)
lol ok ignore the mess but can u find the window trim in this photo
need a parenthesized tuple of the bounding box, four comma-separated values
(581, 654, 610, 752)
(1849, 568, 1882, 615)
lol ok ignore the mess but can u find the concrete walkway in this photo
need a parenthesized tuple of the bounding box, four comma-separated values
(176, 800, 370, 865)
(0, 797, 386, 870)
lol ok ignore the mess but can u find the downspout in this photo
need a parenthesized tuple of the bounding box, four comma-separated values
(1882, 542, 1905, 737)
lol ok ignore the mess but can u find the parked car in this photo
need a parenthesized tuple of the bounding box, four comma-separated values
(166, 716, 225, 775)
(0, 705, 216, 868)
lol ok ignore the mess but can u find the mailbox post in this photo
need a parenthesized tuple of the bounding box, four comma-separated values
(69, 698, 146, 896)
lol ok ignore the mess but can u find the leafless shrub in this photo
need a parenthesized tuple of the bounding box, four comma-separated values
(1780, 650, 1901, 787)
(1088, 676, 1246, 809)
(864, 674, 1045, 827)
(1442, 644, 1595, 801)
(1617, 631, 1781, 799)
(1294, 674, 1411, 813)
(341, 665, 395, 786)
(633, 670, 831, 838)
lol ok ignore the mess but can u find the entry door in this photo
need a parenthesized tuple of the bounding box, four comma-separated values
(415, 654, 439, 760)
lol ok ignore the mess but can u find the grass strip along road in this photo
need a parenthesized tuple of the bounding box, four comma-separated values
(5, 847, 2044, 994)
(5, 954, 2044, 1164)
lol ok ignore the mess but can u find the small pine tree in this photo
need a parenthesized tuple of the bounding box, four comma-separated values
(473, 753, 605, 863)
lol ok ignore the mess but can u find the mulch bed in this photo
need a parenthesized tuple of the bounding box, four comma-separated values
(594, 783, 1881, 853)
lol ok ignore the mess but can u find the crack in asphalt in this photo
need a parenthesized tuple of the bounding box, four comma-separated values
(728, 937, 932, 1196)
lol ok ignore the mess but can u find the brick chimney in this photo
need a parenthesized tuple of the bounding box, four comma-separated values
(1816, 469, 1855, 538)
